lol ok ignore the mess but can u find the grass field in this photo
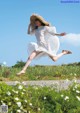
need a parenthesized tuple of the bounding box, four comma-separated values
(0, 61, 80, 81)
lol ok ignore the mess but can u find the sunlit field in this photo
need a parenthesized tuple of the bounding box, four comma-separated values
(0, 61, 80, 81)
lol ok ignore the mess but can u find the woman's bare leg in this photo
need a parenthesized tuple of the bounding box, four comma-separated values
(17, 51, 42, 75)
(49, 50, 72, 62)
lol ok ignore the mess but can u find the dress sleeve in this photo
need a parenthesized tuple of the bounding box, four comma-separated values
(27, 24, 35, 35)
(45, 26, 56, 36)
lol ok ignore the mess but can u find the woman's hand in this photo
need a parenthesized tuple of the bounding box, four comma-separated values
(55, 32, 67, 36)
(60, 32, 67, 36)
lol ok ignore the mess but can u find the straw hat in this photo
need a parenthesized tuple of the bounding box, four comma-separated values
(30, 14, 50, 27)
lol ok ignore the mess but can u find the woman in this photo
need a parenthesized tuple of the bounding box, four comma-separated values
(17, 14, 72, 75)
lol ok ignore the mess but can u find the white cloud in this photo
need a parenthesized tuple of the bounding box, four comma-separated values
(60, 33, 80, 47)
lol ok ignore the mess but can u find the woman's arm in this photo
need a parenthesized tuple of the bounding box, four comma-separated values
(27, 24, 35, 35)
(55, 32, 67, 36)
(27, 24, 31, 34)
(45, 26, 66, 36)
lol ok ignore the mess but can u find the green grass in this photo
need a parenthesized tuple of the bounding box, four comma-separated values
(0, 64, 80, 81)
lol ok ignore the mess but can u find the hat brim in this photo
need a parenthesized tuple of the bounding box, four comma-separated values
(30, 14, 49, 26)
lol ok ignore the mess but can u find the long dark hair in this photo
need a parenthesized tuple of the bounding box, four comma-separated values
(35, 19, 46, 29)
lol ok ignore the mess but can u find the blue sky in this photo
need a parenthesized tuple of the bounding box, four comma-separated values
(0, 0, 80, 66)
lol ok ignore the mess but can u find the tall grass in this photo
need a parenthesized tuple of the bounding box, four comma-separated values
(0, 61, 80, 81)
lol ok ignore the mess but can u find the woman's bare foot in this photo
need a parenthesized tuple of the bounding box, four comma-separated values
(16, 70, 26, 76)
(62, 50, 72, 55)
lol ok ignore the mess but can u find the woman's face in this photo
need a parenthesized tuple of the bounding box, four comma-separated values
(35, 20, 41, 27)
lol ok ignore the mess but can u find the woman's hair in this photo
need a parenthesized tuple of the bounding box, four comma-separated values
(35, 19, 45, 29)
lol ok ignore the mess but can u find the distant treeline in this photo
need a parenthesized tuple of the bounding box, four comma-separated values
(11, 61, 80, 68)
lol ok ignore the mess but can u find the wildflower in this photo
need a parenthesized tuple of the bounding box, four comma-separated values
(20, 106, 23, 110)
(8, 102, 11, 105)
(74, 84, 78, 89)
(18, 85, 23, 90)
(16, 102, 21, 107)
(17, 109, 21, 112)
(6, 91, 11, 96)
(12, 90, 18, 94)
(74, 73, 77, 76)
(1, 100, 3, 103)
(24, 100, 27, 103)
(61, 94, 64, 97)
(23, 89, 26, 92)
(44, 97, 47, 100)
(2, 103, 6, 105)
(76, 96, 80, 101)
(64, 96, 69, 100)
(15, 91, 18, 94)
(22, 82, 26, 85)
(38, 108, 40, 111)
(66, 79, 69, 82)
(76, 90, 80, 93)
(73, 77, 77, 83)
(15, 97, 19, 101)
(22, 92, 24, 95)
(34, 86, 38, 90)
(29, 103, 32, 106)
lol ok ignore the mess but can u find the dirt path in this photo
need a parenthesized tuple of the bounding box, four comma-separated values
(3, 80, 80, 90)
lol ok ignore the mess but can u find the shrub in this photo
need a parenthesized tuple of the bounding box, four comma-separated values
(0, 82, 80, 113)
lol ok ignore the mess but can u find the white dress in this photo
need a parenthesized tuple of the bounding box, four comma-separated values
(27, 26, 60, 59)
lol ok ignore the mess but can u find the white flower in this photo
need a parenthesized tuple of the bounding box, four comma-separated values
(1, 100, 3, 103)
(38, 108, 40, 111)
(17, 109, 21, 112)
(29, 103, 32, 106)
(22, 92, 24, 95)
(15, 91, 18, 94)
(24, 100, 27, 103)
(44, 97, 47, 100)
(61, 94, 64, 97)
(76, 96, 80, 101)
(22, 82, 26, 85)
(2, 103, 6, 105)
(12, 90, 18, 94)
(16, 102, 21, 107)
(15, 97, 19, 101)
(74, 84, 78, 89)
(64, 96, 69, 100)
(33, 86, 38, 90)
(6, 91, 11, 96)
(18, 85, 23, 90)
(66, 79, 69, 82)
(76, 90, 80, 93)
(74, 73, 77, 76)
(23, 89, 26, 92)
(12, 89, 15, 92)
(73, 77, 77, 83)
(20, 106, 23, 110)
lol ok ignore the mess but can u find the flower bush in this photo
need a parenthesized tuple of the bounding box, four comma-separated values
(0, 82, 80, 113)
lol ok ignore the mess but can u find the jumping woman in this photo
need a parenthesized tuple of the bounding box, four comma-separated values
(17, 14, 72, 75)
